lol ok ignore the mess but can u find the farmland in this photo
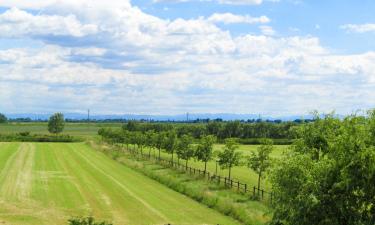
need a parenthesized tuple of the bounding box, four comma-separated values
(0, 142, 240, 225)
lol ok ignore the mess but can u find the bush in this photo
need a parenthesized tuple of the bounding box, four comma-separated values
(0, 133, 81, 142)
(68, 216, 112, 225)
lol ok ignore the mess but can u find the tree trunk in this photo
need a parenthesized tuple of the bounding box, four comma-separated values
(158, 147, 161, 161)
(185, 159, 188, 168)
(228, 167, 232, 180)
(258, 171, 262, 195)
(171, 152, 174, 165)
(204, 161, 207, 173)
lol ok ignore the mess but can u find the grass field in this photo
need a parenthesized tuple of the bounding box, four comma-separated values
(0, 123, 121, 137)
(0, 142, 240, 225)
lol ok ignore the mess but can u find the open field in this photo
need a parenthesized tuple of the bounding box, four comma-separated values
(0, 123, 121, 137)
(0, 142, 240, 225)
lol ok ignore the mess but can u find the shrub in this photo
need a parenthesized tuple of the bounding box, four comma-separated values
(68, 216, 112, 225)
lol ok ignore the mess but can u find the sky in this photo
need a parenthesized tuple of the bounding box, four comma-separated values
(0, 0, 374, 116)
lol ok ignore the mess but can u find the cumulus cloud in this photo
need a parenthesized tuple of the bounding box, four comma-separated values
(0, 1, 374, 115)
(340, 23, 375, 33)
(0, 8, 97, 38)
(207, 13, 270, 24)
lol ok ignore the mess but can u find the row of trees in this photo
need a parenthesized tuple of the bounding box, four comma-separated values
(99, 128, 273, 190)
(123, 120, 297, 139)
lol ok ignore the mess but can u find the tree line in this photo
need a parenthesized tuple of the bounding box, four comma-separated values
(122, 120, 297, 140)
(98, 127, 273, 191)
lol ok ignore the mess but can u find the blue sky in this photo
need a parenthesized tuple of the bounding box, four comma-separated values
(0, 0, 374, 116)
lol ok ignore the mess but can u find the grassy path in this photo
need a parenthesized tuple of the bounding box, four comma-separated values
(0, 142, 240, 225)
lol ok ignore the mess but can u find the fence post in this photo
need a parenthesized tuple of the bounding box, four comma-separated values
(218, 176, 220, 184)
(231, 179, 233, 188)
(244, 183, 247, 193)
(237, 181, 240, 191)
(207, 172, 210, 180)
(253, 186, 256, 197)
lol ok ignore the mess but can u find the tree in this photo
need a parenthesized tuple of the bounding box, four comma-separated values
(0, 113, 7, 123)
(48, 113, 65, 134)
(270, 113, 375, 225)
(153, 131, 165, 160)
(248, 139, 273, 192)
(218, 138, 242, 180)
(145, 130, 155, 158)
(195, 135, 216, 172)
(176, 134, 194, 167)
(163, 130, 177, 164)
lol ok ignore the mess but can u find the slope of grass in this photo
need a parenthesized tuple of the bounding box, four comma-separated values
(92, 142, 271, 225)
(0, 142, 240, 225)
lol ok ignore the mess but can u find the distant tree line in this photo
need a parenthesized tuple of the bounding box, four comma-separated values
(122, 120, 298, 140)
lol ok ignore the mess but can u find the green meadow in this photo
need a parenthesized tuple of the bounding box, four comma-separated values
(0, 142, 240, 225)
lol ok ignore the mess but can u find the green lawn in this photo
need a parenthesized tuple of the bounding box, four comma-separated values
(0, 142, 240, 225)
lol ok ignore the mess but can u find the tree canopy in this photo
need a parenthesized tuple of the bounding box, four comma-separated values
(270, 112, 375, 225)
(48, 113, 65, 134)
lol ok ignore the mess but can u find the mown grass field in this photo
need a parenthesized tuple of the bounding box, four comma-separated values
(0, 142, 240, 225)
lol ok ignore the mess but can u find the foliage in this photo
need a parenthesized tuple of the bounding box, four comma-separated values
(218, 138, 242, 180)
(176, 134, 195, 166)
(196, 135, 217, 172)
(163, 130, 177, 162)
(68, 216, 112, 225)
(0, 133, 79, 142)
(248, 139, 273, 190)
(0, 113, 7, 123)
(48, 112, 65, 134)
(270, 112, 375, 225)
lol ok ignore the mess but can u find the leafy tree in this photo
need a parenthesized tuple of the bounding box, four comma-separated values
(122, 120, 139, 132)
(176, 134, 194, 167)
(48, 113, 65, 134)
(248, 139, 273, 191)
(153, 131, 166, 160)
(134, 132, 146, 155)
(270, 113, 375, 225)
(0, 113, 7, 123)
(196, 135, 216, 172)
(145, 130, 155, 158)
(163, 130, 177, 163)
(218, 138, 242, 180)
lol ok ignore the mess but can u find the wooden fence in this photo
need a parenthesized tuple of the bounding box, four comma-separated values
(116, 144, 274, 204)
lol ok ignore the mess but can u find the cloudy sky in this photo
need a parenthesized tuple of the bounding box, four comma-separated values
(0, 0, 374, 116)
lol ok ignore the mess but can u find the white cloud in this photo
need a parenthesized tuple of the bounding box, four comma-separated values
(0, 8, 98, 38)
(259, 25, 276, 36)
(0, 2, 374, 116)
(207, 13, 270, 24)
(340, 23, 375, 33)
